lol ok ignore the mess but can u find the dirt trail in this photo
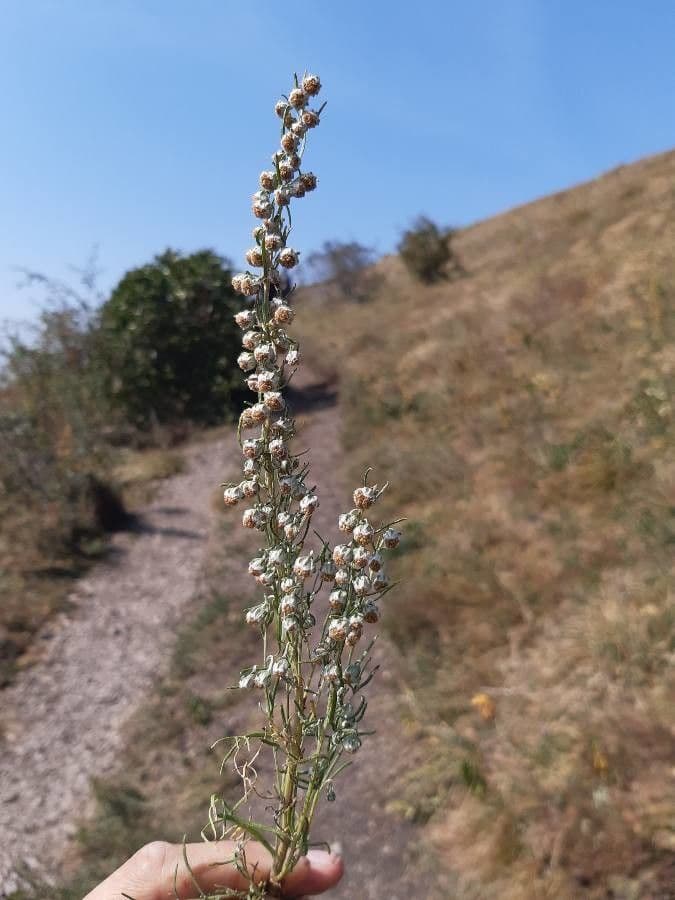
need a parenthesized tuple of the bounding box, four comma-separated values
(0, 437, 229, 894)
(0, 377, 438, 898)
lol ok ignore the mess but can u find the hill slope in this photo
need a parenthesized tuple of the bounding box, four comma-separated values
(296, 150, 675, 898)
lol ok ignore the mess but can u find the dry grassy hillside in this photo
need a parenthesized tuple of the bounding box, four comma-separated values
(296, 150, 675, 898)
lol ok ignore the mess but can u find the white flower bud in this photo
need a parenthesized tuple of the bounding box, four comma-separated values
(237, 351, 256, 372)
(352, 547, 369, 569)
(243, 459, 258, 477)
(280, 594, 298, 616)
(291, 479, 308, 500)
(281, 131, 299, 153)
(338, 510, 360, 533)
(382, 528, 402, 549)
(242, 438, 263, 459)
(333, 544, 353, 566)
(252, 200, 274, 219)
(245, 602, 268, 626)
(275, 188, 290, 206)
(275, 99, 289, 118)
(353, 575, 370, 596)
(240, 479, 258, 498)
(329, 589, 347, 611)
(274, 304, 295, 325)
(371, 571, 388, 591)
(320, 560, 336, 581)
(323, 663, 340, 683)
(248, 557, 266, 577)
(235, 309, 256, 329)
(254, 343, 277, 365)
(272, 657, 289, 677)
(249, 403, 267, 424)
(242, 329, 262, 350)
(353, 521, 374, 546)
(328, 617, 349, 641)
(268, 548, 285, 568)
(256, 570, 275, 587)
(254, 667, 272, 688)
(280, 576, 296, 592)
(272, 417, 294, 435)
(285, 523, 299, 541)
(279, 248, 299, 268)
(264, 391, 285, 412)
(285, 348, 301, 367)
(300, 493, 319, 514)
(368, 553, 384, 572)
(279, 476, 294, 496)
(282, 615, 299, 635)
(334, 568, 350, 587)
(242, 507, 266, 530)
(300, 172, 317, 191)
(277, 512, 292, 527)
(245, 374, 259, 392)
(223, 485, 243, 506)
(239, 671, 257, 689)
(293, 554, 315, 579)
(291, 121, 307, 138)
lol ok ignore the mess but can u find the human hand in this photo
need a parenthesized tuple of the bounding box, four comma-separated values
(83, 840, 343, 899)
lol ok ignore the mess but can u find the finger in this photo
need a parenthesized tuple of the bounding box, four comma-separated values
(85, 840, 343, 900)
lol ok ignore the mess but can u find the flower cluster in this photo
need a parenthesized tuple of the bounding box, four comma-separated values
(208, 74, 401, 897)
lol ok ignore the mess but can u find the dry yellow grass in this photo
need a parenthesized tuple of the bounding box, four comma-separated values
(295, 150, 675, 898)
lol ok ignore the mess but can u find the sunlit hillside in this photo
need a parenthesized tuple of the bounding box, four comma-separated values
(296, 149, 675, 898)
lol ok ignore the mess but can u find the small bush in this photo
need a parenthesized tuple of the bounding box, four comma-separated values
(397, 216, 460, 283)
(100, 249, 243, 427)
(306, 239, 377, 302)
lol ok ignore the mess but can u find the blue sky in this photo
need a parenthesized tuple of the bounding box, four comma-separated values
(1, 0, 674, 323)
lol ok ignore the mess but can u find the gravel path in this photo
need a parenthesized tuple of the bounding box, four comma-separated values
(0, 436, 231, 894)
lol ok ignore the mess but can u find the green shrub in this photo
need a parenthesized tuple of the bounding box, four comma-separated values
(398, 216, 460, 283)
(100, 249, 243, 427)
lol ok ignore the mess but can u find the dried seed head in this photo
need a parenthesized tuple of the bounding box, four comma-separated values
(256, 369, 279, 392)
(300, 172, 318, 191)
(249, 403, 267, 424)
(281, 132, 299, 153)
(275, 188, 290, 207)
(320, 560, 336, 581)
(278, 159, 295, 182)
(280, 594, 298, 616)
(245, 247, 264, 268)
(323, 663, 340, 683)
(328, 617, 349, 641)
(353, 575, 370, 596)
(248, 557, 266, 577)
(274, 304, 295, 325)
(368, 552, 384, 572)
(277, 512, 292, 528)
(239, 409, 255, 429)
(289, 181, 306, 199)
(242, 329, 262, 350)
(362, 599, 380, 623)
(371, 570, 388, 591)
(344, 662, 361, 685)
(242, 508, 259, 529)
(282, 615, 299, 635)
(352, 547, 370, 569)
(237, 351, 256, 372)
(293, 554, 315, 579)
(353, 486, 378, 509)
(275, 99, 289, 118)
(302, 73, 321, 96)
(284, 522, 299, 541)
(241, 479, 258, 498)
(342, 734, 361, 753)
(223, 486, 243, 506)
(263, 391, 285, 412)
(279, 248, 299, 268)
(353, 521, 375, 546)
(239, 671, 257, 689)
(269, 438, 288, 460)
(279, 476, 294, 496)
(259, 170, 277, 190)
(242, 438, 263, 459)
(338, 510, 360, 533)
(272, 657, 289, 677)
(272, 417, 294, 435)
(334, 568, 350, 587)
(254, 343, 277, 365)
(246, 374, 260, 392)
(235, 309, 256, 329)
(329, 589, 347, 611)
(288, 87, 307, 109)
(291, 121, 307, 138)
(285, 348, 301, 367)
(333, 544, 353, 566)
(302, 109, 320, 128)
(243, 459, 258, 477)
(252, 200, 274, 219)
(265, 233, 283, 251)
(382, 528, 402, 549)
